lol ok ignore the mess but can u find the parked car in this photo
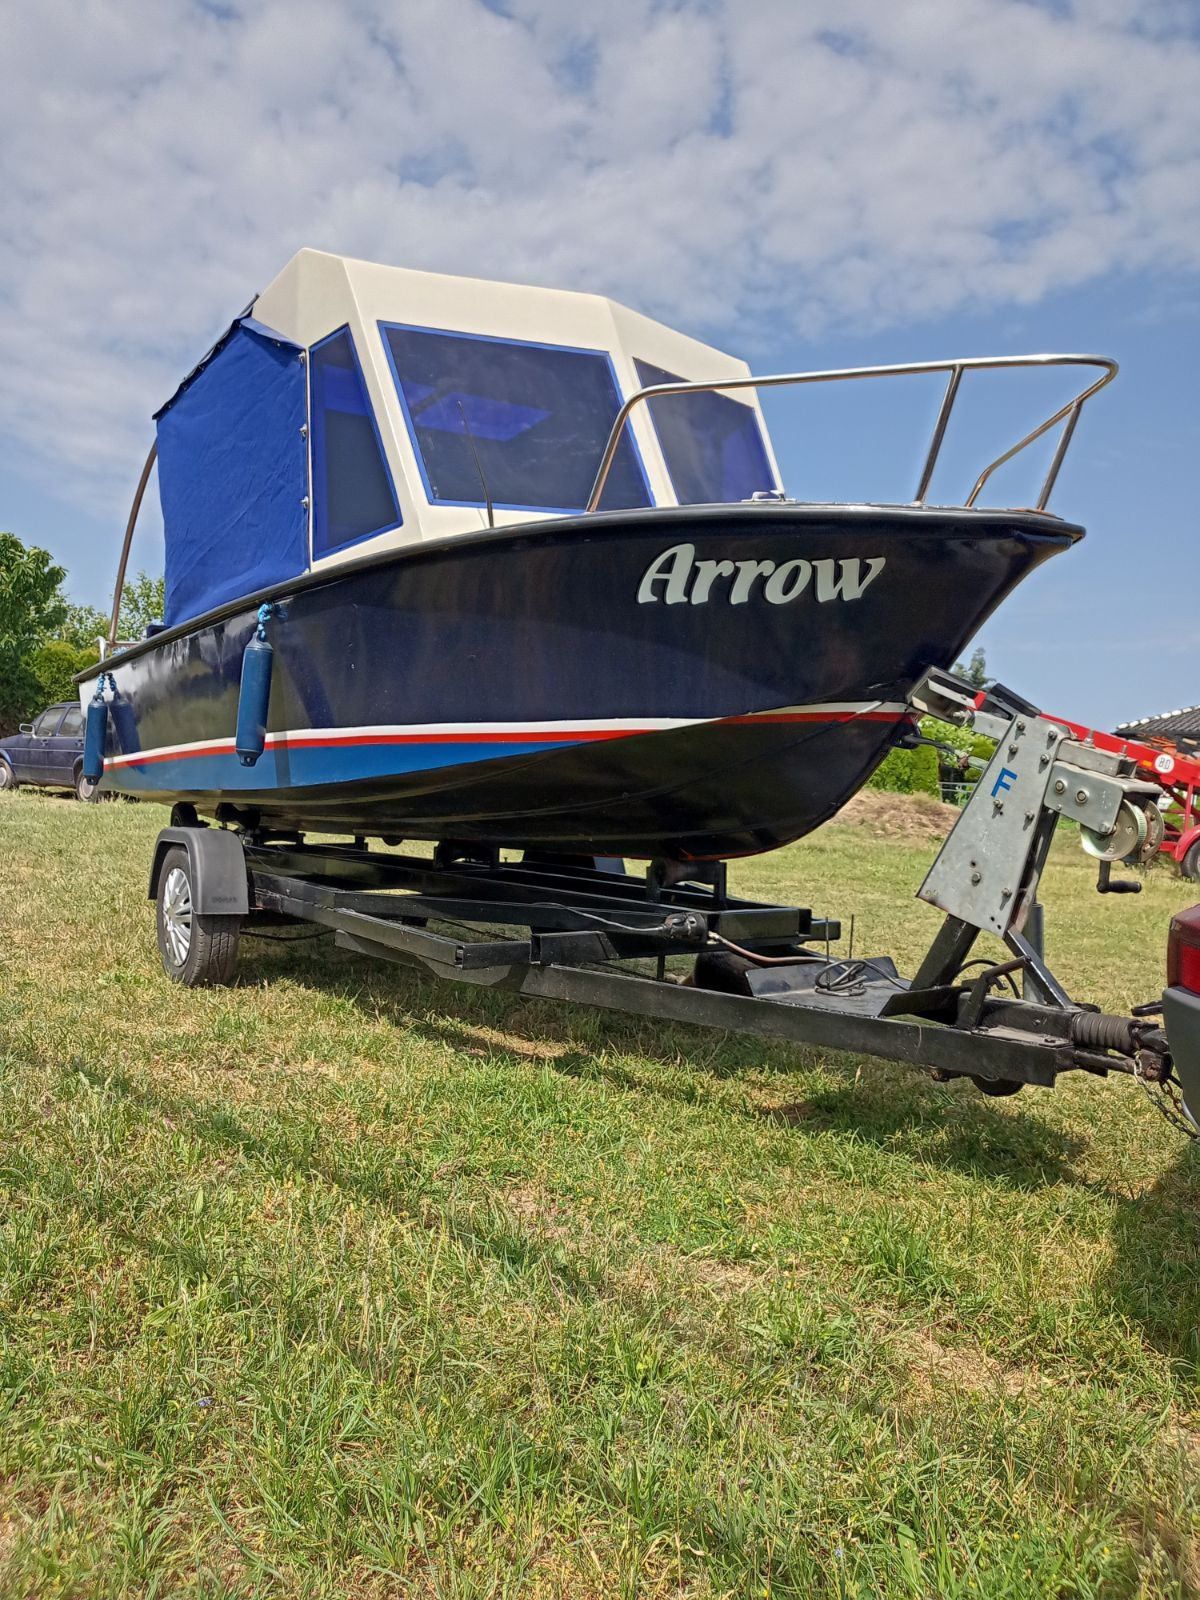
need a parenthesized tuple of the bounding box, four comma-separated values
(0, 701, 97, 801)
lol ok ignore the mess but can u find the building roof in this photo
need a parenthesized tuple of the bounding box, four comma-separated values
(1114, 705, 1200, 747)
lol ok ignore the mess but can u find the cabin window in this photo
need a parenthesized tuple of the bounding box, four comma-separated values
(309, 327, 402, 557)
(380, 324, 651, 514)
(634, 360, 776, 505)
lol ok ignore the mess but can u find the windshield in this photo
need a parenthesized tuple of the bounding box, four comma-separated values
(634, 359, 776, 505)
(381, 324, 651, 515)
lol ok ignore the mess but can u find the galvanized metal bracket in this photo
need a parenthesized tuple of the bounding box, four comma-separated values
(919, 715, 1066, 937)
(917, 689, 1159, 940)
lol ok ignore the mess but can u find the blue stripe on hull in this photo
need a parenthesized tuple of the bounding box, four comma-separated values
(109, 738, 564, 793)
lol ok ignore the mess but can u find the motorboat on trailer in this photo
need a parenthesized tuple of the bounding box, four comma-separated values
(82, 248, 1118, 862)
(79, 251, 1200, 1135)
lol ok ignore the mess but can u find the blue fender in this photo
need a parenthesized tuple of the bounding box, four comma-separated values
(83, 674, 115, 783)
(235, 604, 277, 767)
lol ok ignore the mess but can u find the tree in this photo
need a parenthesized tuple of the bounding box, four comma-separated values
(117, 571, 165, 642)
(0, 537, 165, 732)
(0, 532, 68, 733)
(954, 646, 991, 689)
(60, 571, 165, 650)
(60, 601, 109, 653)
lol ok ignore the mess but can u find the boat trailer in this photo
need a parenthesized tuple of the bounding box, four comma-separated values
(147, 670, 1200, 1135)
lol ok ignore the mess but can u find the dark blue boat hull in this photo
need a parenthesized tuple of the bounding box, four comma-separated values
(84, 504, 1079, 858)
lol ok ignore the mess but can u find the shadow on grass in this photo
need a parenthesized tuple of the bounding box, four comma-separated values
(1103, 1152, 1200, 1363)
(753, 1073, 1090, 1184)
(165, 936, 1200, 1358)
(37, 901, 1200, 1368)
(62, 1054, 609, 1304)
(240, 935, 1088, 1193)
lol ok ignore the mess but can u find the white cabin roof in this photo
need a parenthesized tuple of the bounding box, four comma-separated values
(251, 249, 777, 568)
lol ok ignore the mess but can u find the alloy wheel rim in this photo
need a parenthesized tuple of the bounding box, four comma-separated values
(162, 866, 193, 967)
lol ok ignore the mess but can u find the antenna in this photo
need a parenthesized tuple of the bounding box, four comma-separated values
(456, 400, 495, 529)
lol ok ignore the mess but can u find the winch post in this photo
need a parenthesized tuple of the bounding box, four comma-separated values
(910, 670, 1161, 996)
(1021, 899, 1052, 1006)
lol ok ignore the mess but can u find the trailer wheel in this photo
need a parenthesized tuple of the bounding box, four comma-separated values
(970, 1074, 1024, 1097)
(1183, 842, 1200, 883)
(74, 767, 100, 803)
(692, 950, 755, 995)
(155, 846, 241, 986)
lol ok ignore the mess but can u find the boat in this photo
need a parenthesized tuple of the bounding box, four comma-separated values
(81, 249, 1116, 861)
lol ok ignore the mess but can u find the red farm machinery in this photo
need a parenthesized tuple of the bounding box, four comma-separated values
(1039, 717, 1200, 880)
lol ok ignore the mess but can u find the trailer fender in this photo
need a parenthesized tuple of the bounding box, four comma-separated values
(148, 827, 250, 916)
(1174, 822, 1200, 862)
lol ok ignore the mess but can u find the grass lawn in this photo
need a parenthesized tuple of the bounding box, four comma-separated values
(3, 789, 1200, 1598)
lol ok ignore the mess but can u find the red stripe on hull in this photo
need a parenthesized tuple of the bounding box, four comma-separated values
(106, 708, 909, 771)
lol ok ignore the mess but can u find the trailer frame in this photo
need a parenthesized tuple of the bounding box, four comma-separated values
(145, 668, 1200, 1126)
(149, 822, 1177, 1105)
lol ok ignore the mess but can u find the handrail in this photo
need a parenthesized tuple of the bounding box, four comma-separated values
(107, 440, 158, 650)
(585, 353, 1118, 516)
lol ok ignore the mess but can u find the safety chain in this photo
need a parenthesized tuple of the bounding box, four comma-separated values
(1134, 1056, 1200, 1140)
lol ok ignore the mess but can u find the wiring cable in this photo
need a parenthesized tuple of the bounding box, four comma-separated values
(709, 932, 824, 967)
(955, 957, 1021, 996)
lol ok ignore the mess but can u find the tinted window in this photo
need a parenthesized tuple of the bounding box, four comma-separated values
(33, 709, 64, 737)
(634, 360, 776, 505)
(382, 325, 651, 514)
(310, 327, 402, 558)
(59, 707, 84, 738)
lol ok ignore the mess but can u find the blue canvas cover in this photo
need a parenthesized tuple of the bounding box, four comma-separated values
(157, 318, 308, 627)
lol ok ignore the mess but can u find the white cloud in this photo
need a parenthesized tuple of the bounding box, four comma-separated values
(1, 0, 1198, 511)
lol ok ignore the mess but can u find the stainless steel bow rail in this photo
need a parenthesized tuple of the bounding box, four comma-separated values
(106, 354, 1115, 655)
(145, 668, 1200, 1131)
(586, 354, 1118, 515)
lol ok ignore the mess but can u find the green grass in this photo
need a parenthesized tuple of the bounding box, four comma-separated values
(3, 790, 1200, 1598)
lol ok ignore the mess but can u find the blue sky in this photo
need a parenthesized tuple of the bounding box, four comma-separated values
(2, 0, 1198, 726)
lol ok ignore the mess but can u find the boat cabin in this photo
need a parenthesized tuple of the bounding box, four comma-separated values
(156, 249, 780, 628)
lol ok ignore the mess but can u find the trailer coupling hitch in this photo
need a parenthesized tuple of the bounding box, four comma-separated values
(1068, 1009, 1170, 1077)
(1070, 1010, 1141, 1055)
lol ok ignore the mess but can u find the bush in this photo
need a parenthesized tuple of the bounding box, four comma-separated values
(924, 715, 995, 766)
(868, 740, 940, 796)
(29, 639, 98, 708)
(918, 714, 996, 796)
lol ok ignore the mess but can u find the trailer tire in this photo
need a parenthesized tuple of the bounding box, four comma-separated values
(74, 767, 100, 803)
(155, 846, 241, 987)
(691, 950, 755, 996)
(970, 1074, 1024, 1097)
(1183, 842, 1200, 883)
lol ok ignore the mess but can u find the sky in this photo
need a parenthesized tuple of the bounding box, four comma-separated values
(2, 0, 1198, 727)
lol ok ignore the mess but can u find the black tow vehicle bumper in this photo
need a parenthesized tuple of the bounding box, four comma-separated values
(1163, 986, 1200, 1127)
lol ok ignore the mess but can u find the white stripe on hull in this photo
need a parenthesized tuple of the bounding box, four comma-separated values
(104, 701, 910, 771)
